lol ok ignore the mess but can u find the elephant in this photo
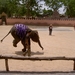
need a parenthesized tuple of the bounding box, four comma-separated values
(23, 30, 44, 56)
(1, 24, 44, 56)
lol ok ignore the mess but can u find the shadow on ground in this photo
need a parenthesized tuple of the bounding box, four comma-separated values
(15, 51, 44, 56)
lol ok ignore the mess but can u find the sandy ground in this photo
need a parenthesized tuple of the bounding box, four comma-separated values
(0, 25, 75, 72)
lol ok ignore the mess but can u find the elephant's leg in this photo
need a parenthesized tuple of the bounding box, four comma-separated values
(21, 38, 26, 52)
(11, 28, 20, 47)
(12, 34, 20, 47)
(22, 47, 26, 52)
(23, 50, 28, 56)
(23, 38, 31, 56)
(23, 46, 31, 56)
(27, 44, 31, 56)
(13, 39, 20, 47)
(25, 38, 31, 56)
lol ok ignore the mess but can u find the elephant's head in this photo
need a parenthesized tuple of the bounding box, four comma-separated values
(26, 30, 44, 50)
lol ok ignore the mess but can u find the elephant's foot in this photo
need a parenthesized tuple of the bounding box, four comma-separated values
(23, 50, 31, 57)
(23, 50, 28, 56)
(28, 49, 31, 56)
(22, 48, 26, 52)
(13, 43, 17, 47)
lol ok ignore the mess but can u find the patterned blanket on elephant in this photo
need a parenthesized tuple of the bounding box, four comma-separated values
(15, 24, 28, 39)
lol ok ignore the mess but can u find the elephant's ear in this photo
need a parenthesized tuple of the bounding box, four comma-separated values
(29, 30, 39, 42)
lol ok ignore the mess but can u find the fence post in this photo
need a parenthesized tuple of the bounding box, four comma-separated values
(5, 59, 9, 71)
(73, 60, 75, 70)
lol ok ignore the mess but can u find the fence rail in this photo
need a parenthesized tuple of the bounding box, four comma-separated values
(0, 55, 75, 71)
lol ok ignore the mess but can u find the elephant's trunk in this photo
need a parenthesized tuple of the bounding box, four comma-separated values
(38, 40, 44, 50)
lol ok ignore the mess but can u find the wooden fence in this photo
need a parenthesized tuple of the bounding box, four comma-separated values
(0, 55, 75, 71)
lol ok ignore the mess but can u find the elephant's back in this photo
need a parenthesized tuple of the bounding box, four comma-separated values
(11, 24, 28, 39)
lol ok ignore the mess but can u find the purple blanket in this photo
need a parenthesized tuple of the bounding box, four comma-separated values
(15, 24, 28, 39)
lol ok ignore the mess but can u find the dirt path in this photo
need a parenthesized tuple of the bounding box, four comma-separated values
(0, 25, 75, 72)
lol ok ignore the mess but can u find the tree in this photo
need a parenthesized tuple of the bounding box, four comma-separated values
(65, 0, 75, 17)
(0, 0, 8, 13)
(43, 8, 53, 16)
(20, 0, 42, 18)
(44, 0, 63, 11)
(60, 0, 75, 17)
(7, 0, 21, 17)
(0, 0, 21, 17)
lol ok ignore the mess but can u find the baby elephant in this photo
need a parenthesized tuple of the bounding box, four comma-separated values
(1, 24, 44, 56)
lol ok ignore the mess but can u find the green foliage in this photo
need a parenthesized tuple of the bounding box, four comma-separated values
(0, 0, 21, 17)
(44, 0, 63, 11)
(0, 0, 42, 17)
(43, 8, 53, 16)
(60, 0, 75, 17)
(66, 0, 75, 17)
(0, 0, 75, 18)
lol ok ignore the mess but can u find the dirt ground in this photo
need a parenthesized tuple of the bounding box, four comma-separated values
(0, 25, 75, 72)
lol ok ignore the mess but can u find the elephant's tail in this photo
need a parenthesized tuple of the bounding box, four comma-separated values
(0, 31, 11, 42)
